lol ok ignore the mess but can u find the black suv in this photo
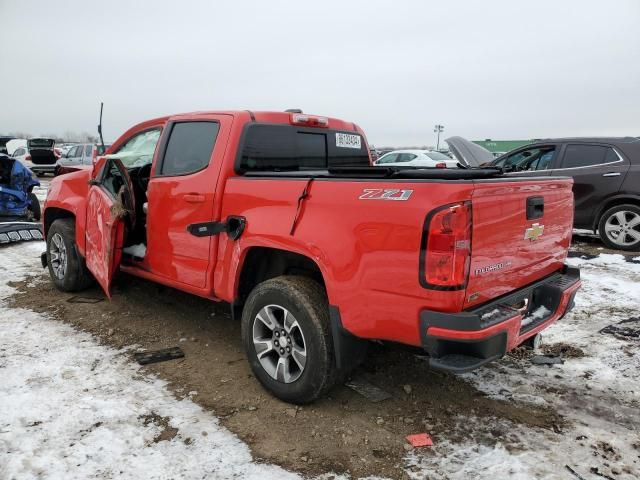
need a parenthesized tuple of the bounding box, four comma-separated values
(490, 137, 640, 251)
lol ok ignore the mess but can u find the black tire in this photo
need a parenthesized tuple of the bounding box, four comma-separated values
(46, 219, 94, 292)
(241, 276, 337, 404)
(28, 192, 41, 221)
(598, 204, 640, 252)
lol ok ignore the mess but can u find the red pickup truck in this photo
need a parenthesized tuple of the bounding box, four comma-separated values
(42, 111, 581, 403)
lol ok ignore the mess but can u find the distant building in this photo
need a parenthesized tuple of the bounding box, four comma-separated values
(472, 139, 535, 157)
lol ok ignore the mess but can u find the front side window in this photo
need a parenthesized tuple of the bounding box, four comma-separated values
(377, 153, 399, 164)
(101, 159, 126, 199)
(498, 146, 556, 171)
(110, 129, 161, 168)
(67, 146, 79, 158)
(160, 121, 219, 176)
(561, 145, 611, 169)
(85, 145, 93, 157)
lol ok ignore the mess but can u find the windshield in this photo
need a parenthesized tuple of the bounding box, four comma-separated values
(107, 129, 161, 168)
(424, 151, 451, 161)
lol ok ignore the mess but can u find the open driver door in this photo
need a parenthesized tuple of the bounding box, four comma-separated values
(84, 158, 136, 298)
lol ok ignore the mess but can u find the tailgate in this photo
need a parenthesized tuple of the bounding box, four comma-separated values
(464, 177, 574, 309)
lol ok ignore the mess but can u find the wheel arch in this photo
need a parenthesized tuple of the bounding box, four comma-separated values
(592, 194, 640, 231)
(232, 246, 367, 372)
(234, 247, 327, 313)
(44, 207, 75, 237)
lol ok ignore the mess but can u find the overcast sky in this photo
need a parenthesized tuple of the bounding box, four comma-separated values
(1, 0, 639, 147)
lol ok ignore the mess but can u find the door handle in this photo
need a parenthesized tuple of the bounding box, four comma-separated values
(602, 172, 621, 177)
(183, 193, 205, 203)
(526, 196, 544, 220)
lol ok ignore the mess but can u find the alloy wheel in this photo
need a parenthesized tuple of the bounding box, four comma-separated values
(252, 304, 307, 383)
(49, 233, 68, 280)
(604, 210, 640, 247)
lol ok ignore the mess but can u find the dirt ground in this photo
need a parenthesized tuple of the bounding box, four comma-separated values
(8, 278, 572, 479)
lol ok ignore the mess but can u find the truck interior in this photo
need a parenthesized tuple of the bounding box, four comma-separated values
(99, 129, 162, 260)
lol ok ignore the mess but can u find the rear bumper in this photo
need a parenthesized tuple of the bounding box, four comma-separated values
(28, 164, 56, 174)
(420, 265, 581, 373)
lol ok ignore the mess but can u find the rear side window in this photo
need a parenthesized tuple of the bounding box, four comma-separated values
(424, 151, 451, 161)
(160, 121, 219, 176)
(561, 145, 610, 168)
(238, 124, 369, 172)
(396, 153, 417, 162)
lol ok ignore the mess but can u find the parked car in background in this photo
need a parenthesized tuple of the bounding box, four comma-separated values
(56, 143, 111, 171)
(374, 149, 459, 168)
(57, 143, 78, 157)
(490, 137, 640, 251)
(0, 150, 41, 221)
(11, 145, 29, 164)
(17, 138, 60, 176)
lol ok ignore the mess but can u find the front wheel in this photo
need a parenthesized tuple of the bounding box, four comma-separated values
(241, 276, 336, 404)
(598, 204, 640, 251)
(46, 219, 94, 292)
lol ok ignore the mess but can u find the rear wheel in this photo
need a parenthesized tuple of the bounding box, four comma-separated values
(241, 276, 336, 404)
(598, 204, 640, 251)
(28, 192, 41, 221)
(46, 219, 94, 292)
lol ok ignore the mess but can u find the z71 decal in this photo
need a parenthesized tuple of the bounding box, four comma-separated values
(359, 188, 413, 201)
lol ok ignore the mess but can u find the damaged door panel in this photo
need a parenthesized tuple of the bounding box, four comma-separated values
(84, 158, 135, 297)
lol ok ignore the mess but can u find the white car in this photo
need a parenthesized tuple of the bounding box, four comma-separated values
(374, 149, 459, 168)
(13, 138, 59, 176)
(10, 145, 30, 164)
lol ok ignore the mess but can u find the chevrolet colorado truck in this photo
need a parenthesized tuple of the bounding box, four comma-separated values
(42, 110, 581, 403)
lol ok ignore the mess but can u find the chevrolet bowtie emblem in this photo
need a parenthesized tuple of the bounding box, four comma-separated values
(524, 223, 545, 241)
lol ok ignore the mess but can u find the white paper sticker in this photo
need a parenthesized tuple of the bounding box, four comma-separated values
(335, 132, 361, 149)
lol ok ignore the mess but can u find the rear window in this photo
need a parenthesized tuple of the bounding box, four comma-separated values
(424, 151, 451, 161)
(28, 139, 54, 149)
(238, 124, 370, 172)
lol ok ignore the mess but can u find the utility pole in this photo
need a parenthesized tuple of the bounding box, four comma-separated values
(434, 124, 444, 151)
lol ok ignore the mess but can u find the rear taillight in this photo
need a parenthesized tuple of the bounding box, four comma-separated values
(25, 155, 31, 161)
(420, 202, 472, 290)
(435, 162, 447, 169)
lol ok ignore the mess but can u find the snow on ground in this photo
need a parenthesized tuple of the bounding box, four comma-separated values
(2, 239, 639, 480)
(405, 252, 640, 479)
(0, 242, 299, 480)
